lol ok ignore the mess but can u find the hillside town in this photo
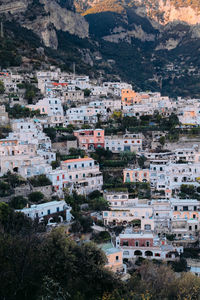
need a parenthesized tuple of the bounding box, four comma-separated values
(1, 66, 200, 281)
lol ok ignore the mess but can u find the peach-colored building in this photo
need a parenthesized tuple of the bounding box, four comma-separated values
(123, 168, 150, 183)
(73, 129, 104, 151)
(100, 243, 124, 273)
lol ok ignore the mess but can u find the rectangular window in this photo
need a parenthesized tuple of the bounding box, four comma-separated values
(57, 207, 59, 212)
(122, 241, 128, 246)
(47, 209, 51, 215)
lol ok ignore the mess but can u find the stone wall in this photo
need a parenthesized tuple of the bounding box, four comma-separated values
(52, 140, 78, 154)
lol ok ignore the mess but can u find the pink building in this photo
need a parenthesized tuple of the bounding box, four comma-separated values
(119, 233, 154, 248)
(73, 129, 104, 151)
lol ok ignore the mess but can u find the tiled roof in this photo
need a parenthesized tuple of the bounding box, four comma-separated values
(63, 157, 93, 163)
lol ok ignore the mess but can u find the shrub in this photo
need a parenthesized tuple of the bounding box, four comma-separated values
(9, 196, 27, 209)
(29, 175, 51, 187)
(28, 191, 44, 203)
(93, 231, 111, 244)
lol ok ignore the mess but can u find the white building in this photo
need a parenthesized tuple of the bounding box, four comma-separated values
(27, 97, 63, 116)
(105, 133, 143, 153)
(0, 119, 55, 178)
(150, 161, 200, 192)
(66, 106, 100, 125)
(16, 200, 72, 222)
(61, 157, 103, 195)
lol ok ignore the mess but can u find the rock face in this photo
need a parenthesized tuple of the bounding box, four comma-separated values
(103, 25, 155, 43)
(78, 0, 200, 25)
(134, 0, 200, 25)
(0, 0, 89, 49)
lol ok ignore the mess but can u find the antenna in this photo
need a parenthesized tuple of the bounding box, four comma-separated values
(73, 62, 75, 79)
(0, 22, 4, 38)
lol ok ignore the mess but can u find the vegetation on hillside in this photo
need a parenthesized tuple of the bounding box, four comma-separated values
(1, 203, 200, 299)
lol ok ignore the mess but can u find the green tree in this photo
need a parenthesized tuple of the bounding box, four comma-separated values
(0, 80, 5, 94)
(138, 155, 147, 168)
(51, 160, 60, 169)
(9, 196, 27, 209)
(69, 148, 85, 157)
(88, 190, 102, 199)
(0, 180, 12, 197)
(29, 175, 51, 187)
(120, 151, 136, 162)
(24, 82, 39, 104)
(39, 276, 68, 300)
(44, 127, 56, 142)
(83, 88, 91, 97)
(171, 258, 187, 272)
(159, 136, 165, 147)
(88, 197, 109, 211)
(4, 171, 26, 188)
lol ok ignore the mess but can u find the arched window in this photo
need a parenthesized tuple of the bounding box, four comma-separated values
(145, 251, 153, 257)
(134, 250, 142, 256)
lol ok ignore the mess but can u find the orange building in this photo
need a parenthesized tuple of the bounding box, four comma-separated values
(121, 89, 152, 106)
(121, 89, 141, 106)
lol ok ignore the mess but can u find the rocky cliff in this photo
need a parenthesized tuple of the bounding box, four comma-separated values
(77, 0, 200, 25)
(0, 0, 88, 49)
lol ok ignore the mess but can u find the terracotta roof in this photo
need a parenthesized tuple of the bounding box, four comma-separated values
(52, 82, 68, 86)
(63, 157, 93, 163)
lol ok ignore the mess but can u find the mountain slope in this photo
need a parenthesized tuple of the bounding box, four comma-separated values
(1, 0, 200, 97)
(82, 0, 200, 97)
